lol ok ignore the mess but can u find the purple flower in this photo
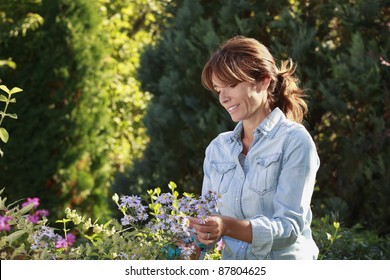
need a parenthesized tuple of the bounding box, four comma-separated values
(194, 203, 206, 212)
(0, 215, 12, 232)
(31, 226, 61, 250)
(179, 244, 195, 259)
(55, 238, 68, 249)
(26, 209, 49, 224)
(119, 195, 141, 208)
(65, 233, 76, 246)
(22, 197, 40, 208)
(178, 197, 196, 214)
(197, 214, 209, 224)
(55, 233, 76, 249)
(156, 193, 173, 204)
(36, 209, 49, 217)
(156, 213, 167, 219)
(137, 211, 149, 221)
(117, 252, 129, 260)
(27, 214, 40, 224)
(121, 215, 134, 226)
(119, 195, 149, 226)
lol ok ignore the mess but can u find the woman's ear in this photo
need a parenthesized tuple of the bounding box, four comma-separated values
(256, 77, 271, 92)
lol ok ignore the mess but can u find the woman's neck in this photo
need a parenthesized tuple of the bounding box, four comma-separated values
(240, 108, 272, 154)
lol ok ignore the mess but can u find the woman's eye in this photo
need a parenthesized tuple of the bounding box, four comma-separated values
(229, 84, 237, 88)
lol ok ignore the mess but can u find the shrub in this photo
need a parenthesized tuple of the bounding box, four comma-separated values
(0, 0, 113, 222)
(313, 214, 390, 260)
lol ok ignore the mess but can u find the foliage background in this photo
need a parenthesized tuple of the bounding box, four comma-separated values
(0, 0, 166, 221)
(1, 0, 389, 259)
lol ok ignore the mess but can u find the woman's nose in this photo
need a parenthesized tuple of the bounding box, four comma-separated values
(219, 88, 229, 104)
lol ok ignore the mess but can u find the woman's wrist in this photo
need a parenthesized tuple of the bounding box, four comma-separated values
(219, 215, 253, 243)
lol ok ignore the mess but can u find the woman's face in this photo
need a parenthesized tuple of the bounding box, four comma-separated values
(212, 75, 270, 125)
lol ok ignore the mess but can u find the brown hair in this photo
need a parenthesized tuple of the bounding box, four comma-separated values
(201, 35, 308, 123)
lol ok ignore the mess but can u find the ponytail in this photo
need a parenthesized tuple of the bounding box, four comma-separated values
(271, 59, 308, 124)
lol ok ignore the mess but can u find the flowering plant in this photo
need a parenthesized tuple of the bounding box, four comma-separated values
(0, 182, 221, 260)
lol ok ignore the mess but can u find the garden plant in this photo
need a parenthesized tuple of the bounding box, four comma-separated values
(0, 179, 223, 260)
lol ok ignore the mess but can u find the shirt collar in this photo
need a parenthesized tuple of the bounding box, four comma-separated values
(229, 107, 285, 142)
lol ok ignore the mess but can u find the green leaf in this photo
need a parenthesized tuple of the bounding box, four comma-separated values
(9, 87, 23, 95)
(19, 202, 36, 215)
(55, 218, 71, 223)
(6, 113, 17, 119)
(9, 98, 16, 103)
(103, 219, 112, 229)
(0, 193, 7, 210)
(0, 95, 8, 102)
(112, 193, 119, 203)
(183, 192, 194, 198)
(0, 127, 9, 143)
(0, 85, 10, 94)
(168, 181, 177, 191)
(5, 230, 26, 244)
(0, 147, 3, 157)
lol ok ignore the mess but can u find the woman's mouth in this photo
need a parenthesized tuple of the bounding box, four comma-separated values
(227, 105, 239, 113)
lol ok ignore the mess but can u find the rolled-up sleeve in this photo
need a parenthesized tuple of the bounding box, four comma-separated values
(249, 216, 274, 258)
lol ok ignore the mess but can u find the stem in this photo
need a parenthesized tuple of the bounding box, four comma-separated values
(0, 93, 10, 126)
(320, 226, 339, 260)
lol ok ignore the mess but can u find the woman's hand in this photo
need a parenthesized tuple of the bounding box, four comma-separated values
(188, 215, 224, 246)
(189, 215, 253, 245)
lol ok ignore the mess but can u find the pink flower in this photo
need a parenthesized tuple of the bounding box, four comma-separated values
(65, 233, 76, 246)
(26, 209, 49, 224)
(0, 215, 12, 232)
(55, 233, 76, 249)
(216, 239, 224, 251)
(27, 214, 40, 224)
(22, 197, 40, 208)
(36, 209, 49, 218)
(55, 239, 68, 249)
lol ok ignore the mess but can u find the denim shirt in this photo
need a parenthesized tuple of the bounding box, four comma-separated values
(202, 107, 320, 260)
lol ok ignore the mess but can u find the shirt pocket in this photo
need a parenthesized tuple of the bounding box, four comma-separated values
(210, 161, 236, 194)
(249, 153, 281, 195)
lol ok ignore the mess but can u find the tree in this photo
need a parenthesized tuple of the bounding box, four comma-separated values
(98, 0, 170, 173)
(312, 1, 390, 234)
(0, 0, 113, 221)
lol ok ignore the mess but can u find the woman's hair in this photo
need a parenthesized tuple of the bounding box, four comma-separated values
(201, 35, 308, 123)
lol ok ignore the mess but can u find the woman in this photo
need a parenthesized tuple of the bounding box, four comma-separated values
(189, 35, 320, 260)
